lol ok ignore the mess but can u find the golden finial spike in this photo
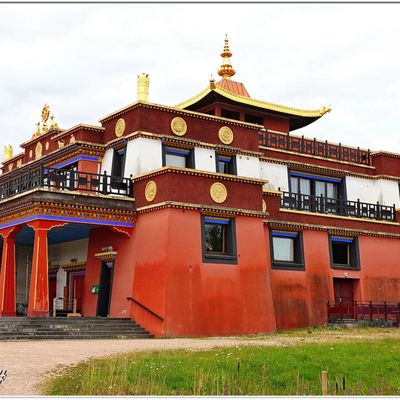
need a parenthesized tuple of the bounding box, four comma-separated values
(217, 35, 236, 80)
(33, 122, 41, 138)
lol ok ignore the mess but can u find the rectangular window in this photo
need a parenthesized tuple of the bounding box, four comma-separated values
(163, 145, 194, 169)
(330, 236, 360, 270)
(270, 231, 304, 270)
(201, 216, 237, 264)
(221, 109, 240, 121)
(111, 146, 127, 178)
(216, 154, 237, 175)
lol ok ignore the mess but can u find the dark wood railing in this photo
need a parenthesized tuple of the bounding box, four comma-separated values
(126, 297, 164, 321)
(259, 130, 371, 166)
(328, 301, 400, 325)
(0, 165, 132, 200)
(281, 191, 396, 222)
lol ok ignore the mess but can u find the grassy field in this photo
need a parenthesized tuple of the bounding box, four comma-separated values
(45, 338, 400, 396)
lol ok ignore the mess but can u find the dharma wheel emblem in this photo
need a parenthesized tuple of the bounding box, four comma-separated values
(115, 118, 126, 138)
(210, 182, 228, 204)
(218, 126, 234, 145)
(171, 117, 187, 136)
(145, 181, 157, 202)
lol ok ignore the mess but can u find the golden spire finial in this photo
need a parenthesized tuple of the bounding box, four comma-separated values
(217, 34, 236, 80)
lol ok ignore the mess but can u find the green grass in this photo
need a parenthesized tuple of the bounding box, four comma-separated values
(44, 339, 400, 396)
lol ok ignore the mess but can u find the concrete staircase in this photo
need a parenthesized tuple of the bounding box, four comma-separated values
(0, 317, 153, 340)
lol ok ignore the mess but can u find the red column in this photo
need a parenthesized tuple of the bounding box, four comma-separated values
(0, 226, 22, 316)
(27, 220, 66, 317)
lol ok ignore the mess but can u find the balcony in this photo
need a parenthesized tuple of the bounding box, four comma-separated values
(0, 165, 133, 201)
(259, 130, 371, 166)
(281, 192, 396, 222)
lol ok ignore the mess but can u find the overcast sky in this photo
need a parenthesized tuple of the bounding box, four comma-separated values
(1, 3, 400, 160)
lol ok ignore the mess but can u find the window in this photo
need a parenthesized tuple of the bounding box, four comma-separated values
(221, 109, 240, 121)
(111, 146, 127, 178)
(244, 113, 264, 125)
(330, 236, 360, 270)
(289, 172, 343, 213)
(201, 216, 237, 264)
(270, 231, 304, 270)
(216, 154, 237, 175)
(163, 145, 194, 169)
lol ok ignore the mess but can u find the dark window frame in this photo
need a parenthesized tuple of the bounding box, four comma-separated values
(288, 171, 345, 200)
(111, 145, 127, 178)
(201, 215, 237, 264)
(270, 230, 305, 271)
(162, 144, 195, 169)
(329, 236, 360, 270)
(215, 153, 237, 175)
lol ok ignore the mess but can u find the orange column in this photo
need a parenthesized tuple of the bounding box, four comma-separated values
(0, 226, 22, 316)
(27, 220, 66, 317)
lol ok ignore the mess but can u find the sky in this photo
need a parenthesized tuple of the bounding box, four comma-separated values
(1, 3, 400, 161)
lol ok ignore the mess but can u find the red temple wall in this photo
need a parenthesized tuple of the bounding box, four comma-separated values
(358, 236, 400, 302)
(162, 210, 276, 336)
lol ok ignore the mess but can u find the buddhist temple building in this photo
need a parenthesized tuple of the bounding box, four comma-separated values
(0, 37, 400, 336)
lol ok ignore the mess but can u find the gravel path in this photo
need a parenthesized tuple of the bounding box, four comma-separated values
(1, 329, 400, 396)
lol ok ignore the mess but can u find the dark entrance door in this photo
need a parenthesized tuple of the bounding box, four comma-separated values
(97, 261, 114, 317)
(49, 276, 57, 313)
(333, 278, 354, 305)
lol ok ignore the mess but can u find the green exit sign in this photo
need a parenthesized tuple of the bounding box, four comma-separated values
(91, 284, 99, 294)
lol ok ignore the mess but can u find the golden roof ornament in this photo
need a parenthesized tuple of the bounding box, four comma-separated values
(3, 145, 13, 161)
(209, 75, 216, 89)
(137, 73, 150, 102)
(217, 35, 236, 80)
(33, 122, 41, 138)
(41, 104, 50, 133)
(50, 115, 58, 130)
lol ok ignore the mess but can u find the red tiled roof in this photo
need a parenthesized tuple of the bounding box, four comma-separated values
(216, 79, 250, 97)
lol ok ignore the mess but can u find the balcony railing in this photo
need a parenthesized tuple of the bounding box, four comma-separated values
(328, 301, 400, 324)
(0, 165, 132, 201)
(281, 191, 396, 222)
(259, 130, 371, 166)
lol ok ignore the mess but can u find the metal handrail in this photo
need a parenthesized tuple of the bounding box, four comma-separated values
(126, 297, 164, 321)
(0, 165, 133, 200)
(259, 129, 371, 166)
(281, 191, 396, 222)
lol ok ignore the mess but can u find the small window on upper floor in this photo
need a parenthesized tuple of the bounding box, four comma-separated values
(221, 109, 240, 121)
(330, 236, 360, 270)
(216, 153, 237, 175)
(111, 146, 127, 178)
(163, 145, 195, 169)
(244, 113, 264, 125)
(270, 230, 305, 270)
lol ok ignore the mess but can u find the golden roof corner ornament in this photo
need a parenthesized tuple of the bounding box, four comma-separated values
(209, 76, 216, 89)
(33, 122, 41, 138)
(217, 34, 236, 80)
(320, 105, 332, 115)
(50, 115, 59, 130)
(4, 145, 13, 161)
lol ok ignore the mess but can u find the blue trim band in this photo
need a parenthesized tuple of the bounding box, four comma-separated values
(0, 215, 134, 230)
(166, 149, 189, 156)
(54, 156, 99, 169)
(218, 156, 231, 162)
(331, 237, 353, 243)
(272, 232, 298, 238)
(290, 172, 341, 183)
(204, 219, 229, 225)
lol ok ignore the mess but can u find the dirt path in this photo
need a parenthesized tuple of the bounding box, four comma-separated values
(1, 328, 400, 396)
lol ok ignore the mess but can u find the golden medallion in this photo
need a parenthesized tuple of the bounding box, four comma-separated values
(210, 182, 228, 204)
(171, 117, 187, 136)
(145, 181, 157, 202)
(218, 126, 234, 145)
(35, 142, 43, 159)
(262, 199, 267, 213)
(115, 118, 126, 137)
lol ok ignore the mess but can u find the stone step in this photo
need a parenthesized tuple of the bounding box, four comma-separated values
(0, 317, 153, 340)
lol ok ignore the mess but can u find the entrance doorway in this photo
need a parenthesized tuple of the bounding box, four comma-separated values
(97, 261, 114, 317)
(333, 278, 354, 305)
(49, 276, 57, 313)
(72, 274, 85, 312)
